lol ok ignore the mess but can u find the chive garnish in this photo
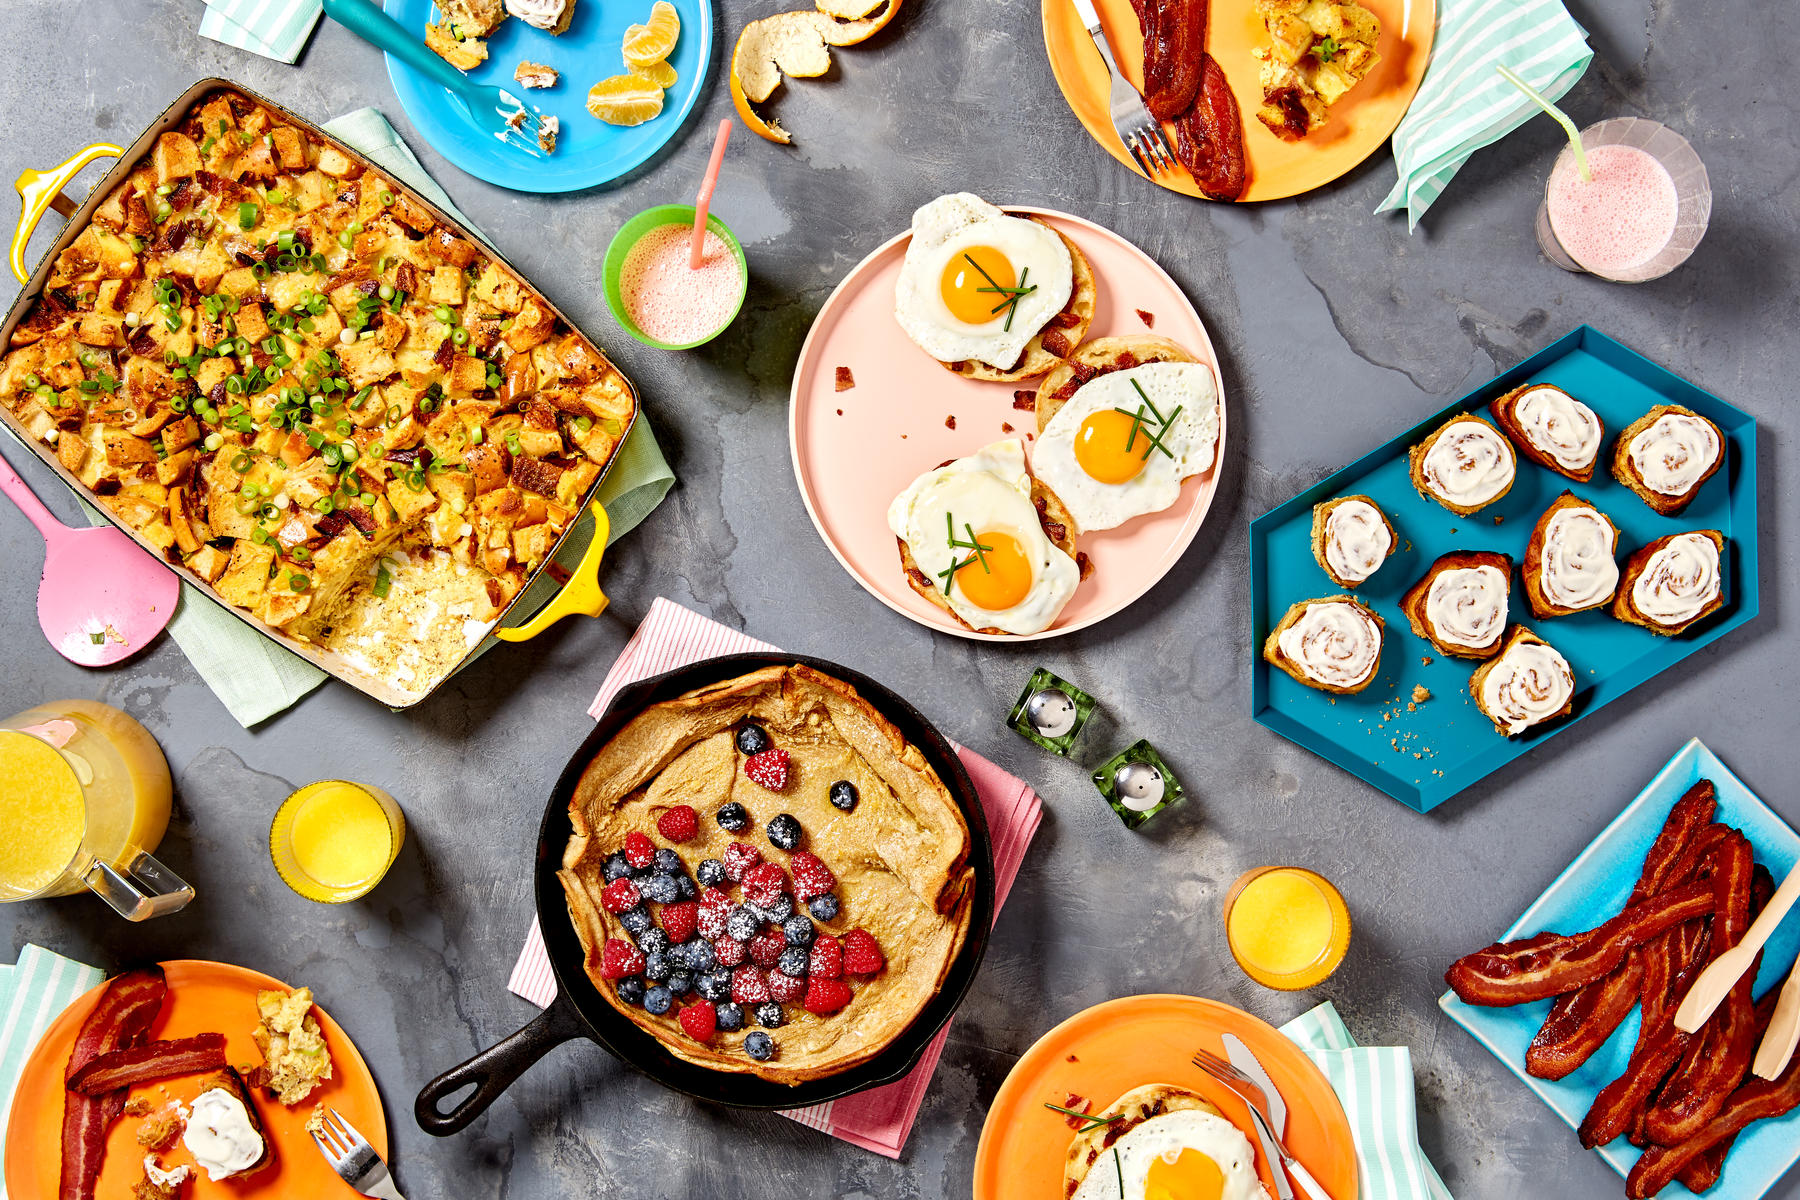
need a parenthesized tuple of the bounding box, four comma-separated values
(935, 511, 996, 595)
(961, 254, 1038, 333)
(1114, 1148, 1124, 1198)
(1042, 1101, 1122, 1128)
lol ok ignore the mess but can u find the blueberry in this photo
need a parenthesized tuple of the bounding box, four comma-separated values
(726, 906, 760, 942)
(603, 852, 634, 881)
(716, 802, 750, 833)
(620, 906, 653, 937)
(682, 940, 718, 973)
(807, 894, 840, 922)
(778, 946, 810, 977)
(637, 928, 670, 956)
(675, 874, 696, 900)
(735, 724, 771, 756)
(616, 977, 646, 1006)
(782, 915, 816, 946)
(640, 873, 681, 904)
(697, 970, 731, 1002)
(767, 814, 803, 851)
(666, 970, 693, 996)
(643, 952, 671, 982)
(715, 1001, 745, 1031)
(696, 858, 727, 888)
(754, 1002, 786, 1029)
(755, 895, 795, 925)
(644, 986, 673, 1015)
(744, 1031, 775, 1061)
(829, 780, 859, 812)
(653, 848, 684, 874)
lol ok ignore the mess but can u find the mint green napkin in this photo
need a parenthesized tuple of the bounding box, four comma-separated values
(198, 0, 324, 64)
(87, 108, 675, 726)
(1281, 1002, 1454, 1200)
(0, 944, 105, 1199)
(1375, 0, 1593, 229)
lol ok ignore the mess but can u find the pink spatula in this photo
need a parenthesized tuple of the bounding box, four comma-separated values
(1, 450, 178, 666)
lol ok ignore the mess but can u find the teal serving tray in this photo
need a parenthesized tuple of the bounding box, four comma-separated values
(1249, 327, 1759, 812)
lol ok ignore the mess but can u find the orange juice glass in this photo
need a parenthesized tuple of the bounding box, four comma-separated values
(1224, 866, 1351, 990)
(271, 781, 405, 902)
(0, 701, 191, 920)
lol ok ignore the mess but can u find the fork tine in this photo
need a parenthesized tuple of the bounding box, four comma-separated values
(311, 1124, 346, 1163)
(496, 125, 546, 159)
(324, 1107, 367, 1150)
(1124, 133, 1156, 179)
(1142, 125, 1174, 172)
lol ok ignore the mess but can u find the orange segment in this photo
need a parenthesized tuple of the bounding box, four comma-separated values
(633, 59, 679, 89)
(586, 75, 666, 126)
(622, 1, 681, 70)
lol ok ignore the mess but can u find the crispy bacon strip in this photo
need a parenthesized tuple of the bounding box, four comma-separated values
(1172, 55, 1247, 201)
(1141, 0, 1207, 120)
(1445, 880, 1714, 1007)
(66, 1032, 225, 1096)
(1675, 989, 1780, 1192)
(59, 967, 168, 1200)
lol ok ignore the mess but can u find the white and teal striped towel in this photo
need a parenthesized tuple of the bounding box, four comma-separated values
(1376, 0, 1593, 229)
(198, 0, 325, 64)
(0, 945, 106, 1200)
(1281, 1002, 1454, 1200)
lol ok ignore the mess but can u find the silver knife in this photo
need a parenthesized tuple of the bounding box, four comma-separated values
(1223, 1034, 1295, 1200)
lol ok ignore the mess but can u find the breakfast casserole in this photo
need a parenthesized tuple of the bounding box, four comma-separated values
(0, 89, 634, 698)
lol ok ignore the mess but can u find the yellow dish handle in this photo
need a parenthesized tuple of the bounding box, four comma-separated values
(12, 142, 123, 285)
(494, 499, 611, 642)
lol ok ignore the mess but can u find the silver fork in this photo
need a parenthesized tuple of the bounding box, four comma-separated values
(311, 1106, 408, 1200)
(1190, 1047, 1334, 1200)
(1067, 0, 1175, 177)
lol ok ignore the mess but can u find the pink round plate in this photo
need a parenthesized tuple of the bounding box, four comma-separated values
(788, 207, 1228, 641)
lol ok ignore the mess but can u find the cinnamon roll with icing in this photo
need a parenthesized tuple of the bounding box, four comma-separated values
(1470, 625, 1575, 737)
(1522, 492, 1620, 618)
(1491, 383, 1605, 482)
(1612, 405, 1723, 516)
(1311, 496, 1396, 588)
(1613, 530, 1726, 636)
(1400, 551, 1512, 659)
(1409, 413, 1517, 515)
(1263, 596, 1384, 694)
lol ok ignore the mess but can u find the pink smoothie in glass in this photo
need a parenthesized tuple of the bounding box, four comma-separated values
(620, 224, 743, 345)
(1546, 143, 1680, 276)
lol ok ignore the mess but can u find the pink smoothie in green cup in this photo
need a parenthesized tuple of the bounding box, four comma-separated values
(604, 204, 748, 350)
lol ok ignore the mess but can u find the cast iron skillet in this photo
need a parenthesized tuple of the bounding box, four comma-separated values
(416, 653, 996, 1133)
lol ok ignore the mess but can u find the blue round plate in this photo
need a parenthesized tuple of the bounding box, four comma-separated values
(381, 0, 713, 193)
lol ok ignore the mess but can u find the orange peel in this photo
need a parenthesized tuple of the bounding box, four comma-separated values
(728, 1, 903, 144)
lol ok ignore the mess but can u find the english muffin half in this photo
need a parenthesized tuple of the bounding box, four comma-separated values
(1034, 335, 1203, 432)
(1063, 1084, 1226, 1199)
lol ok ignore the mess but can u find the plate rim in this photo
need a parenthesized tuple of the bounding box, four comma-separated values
(786, 205, 1230, 642)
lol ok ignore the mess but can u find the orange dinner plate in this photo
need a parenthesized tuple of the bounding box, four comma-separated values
(1041, 0, 1436, 202)
(973, 994, 1358, 1200)
(5, 960, 388, 1199)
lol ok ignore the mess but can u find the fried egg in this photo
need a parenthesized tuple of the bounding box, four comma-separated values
(886, 440, 1079, 635)
(1071, 1109, 1269, 1200)
(1032, 362, 1220, 532)
(893, 194, 1074, 371)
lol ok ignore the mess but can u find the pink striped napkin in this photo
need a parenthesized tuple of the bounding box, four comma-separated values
(509, 597, 1042, 1157)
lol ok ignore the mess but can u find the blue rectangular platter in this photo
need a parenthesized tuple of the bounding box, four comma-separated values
(1440, 739, 1800, 1198)
(1249, 326, 1760, 812)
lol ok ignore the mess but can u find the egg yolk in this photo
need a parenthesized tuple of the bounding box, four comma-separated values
(1074, 408, 1149, 484)
(939, 245, 1016, 326)
(953, 530, 1033, 611)
(1144, 1148, 1228, 1200)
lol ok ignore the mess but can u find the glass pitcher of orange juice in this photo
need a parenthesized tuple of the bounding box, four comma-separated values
(0, 701, 193, 920)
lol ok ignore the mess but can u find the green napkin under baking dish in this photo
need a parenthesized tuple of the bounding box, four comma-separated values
(83, 109, 675, 726)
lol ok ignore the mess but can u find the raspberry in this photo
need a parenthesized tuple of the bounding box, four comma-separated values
(768, 971, 805, 1003)
(730, 966, 771, 1005)
(678, 1002, 717, 1042)
(743, 748, 791, 791)
(842, 928, 885, 975)
(697, 890, 731, 939)
(750, 930, 787, 968)
(712, 937, 748, 967)
(742, 862, 789, 907)
(623, 832, 656, 869)
(722, 842, 762, 883)
(656, 805, 699, 842)
(803, 976, 853, 1015)
(601, 877, 641, 914)
(659, 901, 697, 944)
(788, 851, 836, 901)
(808, 937, 843, 979)
(599, 938, 645, 980)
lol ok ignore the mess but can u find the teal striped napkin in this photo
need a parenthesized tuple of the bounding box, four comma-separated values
(85, 109, 675, 726)
(0, 945, 105, 1199)
(1281, 1002, 1454, 1200)
(198, 0, 325, 64)
(1375, 0, 1593, 229)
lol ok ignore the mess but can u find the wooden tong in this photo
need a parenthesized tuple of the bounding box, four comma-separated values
(1674, 859, 1800, 1078)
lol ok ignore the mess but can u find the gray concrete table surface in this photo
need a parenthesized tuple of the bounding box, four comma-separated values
(2, 0, 1794, 1196)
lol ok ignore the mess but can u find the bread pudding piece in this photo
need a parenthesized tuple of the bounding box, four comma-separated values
(439, 0, 508, 36)
(1252, 0, 1382, 141)
(427, 21, 490, 69)
(134, 1101, 186, 1151)
(514, 61, 561, 89)
(250, 987, 334, 1105)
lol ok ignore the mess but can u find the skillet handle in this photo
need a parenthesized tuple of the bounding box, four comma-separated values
(494, 499, 610, 642)
(414, 994, 590, 1136)
(12, 142, 122, 285)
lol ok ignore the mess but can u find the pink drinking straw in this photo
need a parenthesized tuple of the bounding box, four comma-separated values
(690, 119, 733, 269)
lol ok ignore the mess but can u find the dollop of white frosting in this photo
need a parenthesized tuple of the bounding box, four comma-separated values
(1277, 601, 1381, 689)
(1481, 639, 1574, 735)
(1540, 507, 1619, 610)
(1421, 419, 1515, 508)
(505, 0, 569, 29)
(183, 1087, 264, 1181)
(1512, 387, 1602, 472)
(1632, 533, 1721, 625)
(1629, 412, 1720, 496)
(1323, 499, 1392, 584)
(143, 1156, 191, 1189)
(1425, 564, 1509, 650)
